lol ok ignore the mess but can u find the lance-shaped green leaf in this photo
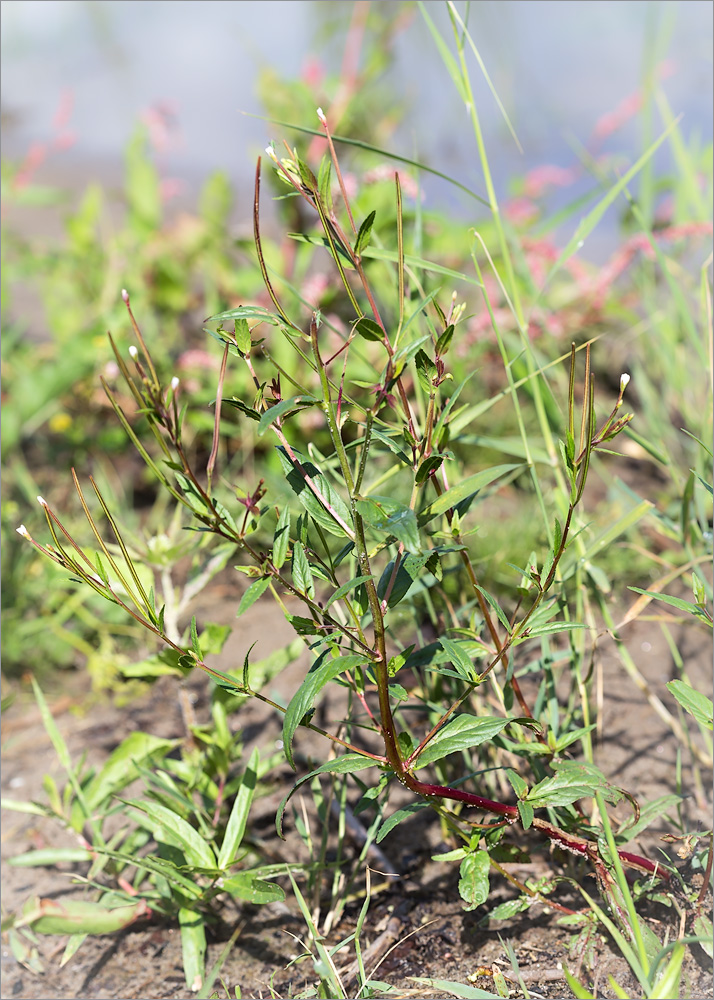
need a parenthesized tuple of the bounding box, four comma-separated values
(83, 732, 177, 811)
(282, 652, 364, 769)
(422, 464, 521, 520)
(355, 495, 421, 553)
(122, 799, 217, 869)
(666, 681, 713, 729)
(272, 506, 290, 569)
(439, 637, 478, 681)
(376, 801, 431, 843)
(21, 897, 150, 936)
(353, 317, 384, 342)
(414, 349, 437, 392)
(415, 715, 512, 768)
(217, 747, 259, 869)
(9, 848, 94, 867)
(277, 446, 353, 538)
(459, 850, 490, 911)
(291, 541, 314, 598)
(354, 209, 376, 256)
(91, 848, 203, 898)
(179, 908, 206, 993)
(221, 871, 285, 904)
(276, 754, 377, 838)
(236, 577, 271, 618)
(322, 574, 373, 611)
(631, 589, 713, 627)
(257, 395, 317, 437)
(234, 317, 251, 354)
(526, 765, 606, 808)
(205, 304, 281, 327)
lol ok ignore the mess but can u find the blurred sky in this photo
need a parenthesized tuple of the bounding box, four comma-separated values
(2, 0, 712, 253)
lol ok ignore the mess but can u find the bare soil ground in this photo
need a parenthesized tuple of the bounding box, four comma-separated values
(2, 588, 712, 1000)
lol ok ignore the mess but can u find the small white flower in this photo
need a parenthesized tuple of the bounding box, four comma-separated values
(129, 346, 138, 359)
(121, 288, 129, 303)
(620, 373, 630, 391)
(170, 376, 180, 391)
(37, 496, 47, 506)
(316, 107, 326, 124)
(264, 146, 278, 162)
(16, 524, 29, 537)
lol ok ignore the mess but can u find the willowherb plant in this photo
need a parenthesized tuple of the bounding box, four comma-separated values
(20, 110, 684, 940)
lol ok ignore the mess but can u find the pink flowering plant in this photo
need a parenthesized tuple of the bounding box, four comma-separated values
(16, 104, 693, 954)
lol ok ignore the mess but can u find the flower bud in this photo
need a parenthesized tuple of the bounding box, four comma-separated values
(129, 346, 138, 359)
(316, 107, 326, 124)
(170, 376, 180, 391)
(37, 496, 47, 506)
(620, 373, 630, 392)
(264, 146, 278, 162)
(16, 524, 29, 537)
(121, 289, 130, 303)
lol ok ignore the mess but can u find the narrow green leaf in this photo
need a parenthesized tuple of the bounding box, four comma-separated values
(179, 907, 206, 993)
(506, 768, 528, 798)
(276, 754, 376, 838)
(236, 577, 271, 618)
(353, 317, 385, 342)
(415, 715, 512, 768)
(257, 395, 315, 437)
(415, 455, 444, 483)
(221, 871, 285, 904)
(272, 506, 290, 569)
(217, 747, 259, 869)
(517, 800, 534, 830)
(123, 799, 216, 869)
(376, 801, 431, 844)
(9, 849, 93, 867)
(439, 637, 477, 680)
(178, 907, 206, 993)
(423, 464, 520, 519)
(354, 209, 376, 256)
(277, 446, 353, 538)
(322, 574, 373, 611)
(92, 848, 203, 898)
(190, 616, 202, 657)
(414, 349, 437, 392)
(282, 652, 364, 770)
(59, 933, 87, 968)
(562, 968, 596, 999)
(488, 897, 533, 920)
(291, 541, 314, 598)
(436, 325, 454, 356)
(630, 589, 713, 627)
(24, 897, 149, 936)
(666, 680, 713, 729)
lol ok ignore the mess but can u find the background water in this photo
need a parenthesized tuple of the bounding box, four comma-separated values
(2, 0, 712, 258)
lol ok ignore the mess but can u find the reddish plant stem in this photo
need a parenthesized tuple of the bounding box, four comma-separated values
(401, 771, 670, 880)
